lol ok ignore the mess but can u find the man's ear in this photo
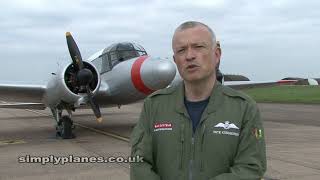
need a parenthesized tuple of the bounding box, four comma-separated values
(215, 46, 221, 58)
(173, 55, 176, 63)
(214, 43, 222, 65)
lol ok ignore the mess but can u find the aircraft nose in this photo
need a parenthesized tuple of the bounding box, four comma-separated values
(141, 58, 176, 90)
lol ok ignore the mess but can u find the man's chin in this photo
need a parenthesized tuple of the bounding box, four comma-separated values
(183, 74, 215, 84)
(183, 76, 204, 83)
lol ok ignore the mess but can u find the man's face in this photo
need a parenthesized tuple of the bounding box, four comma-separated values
(172, 26, 221, 83)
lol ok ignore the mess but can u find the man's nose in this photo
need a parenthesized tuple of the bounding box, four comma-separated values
(185, 48, 196, 61)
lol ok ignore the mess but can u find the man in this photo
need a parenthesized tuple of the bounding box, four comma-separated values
(130, 21, 266, 180)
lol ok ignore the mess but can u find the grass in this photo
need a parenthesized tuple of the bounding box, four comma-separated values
(241, 85, 320, 104)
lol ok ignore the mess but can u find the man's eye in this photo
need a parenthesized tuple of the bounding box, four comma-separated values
(195, 45, 204, 49)
(177, 49, 185, 53)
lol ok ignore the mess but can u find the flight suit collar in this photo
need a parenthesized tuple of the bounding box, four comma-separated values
(174, 80, 224, 115)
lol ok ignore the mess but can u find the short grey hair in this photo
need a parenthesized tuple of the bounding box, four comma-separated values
(173, 21, 217, 44)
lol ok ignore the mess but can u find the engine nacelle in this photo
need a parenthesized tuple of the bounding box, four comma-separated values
(44, 61, 100, 107)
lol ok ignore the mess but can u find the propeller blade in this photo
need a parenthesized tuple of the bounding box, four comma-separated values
(66, 32, 84, 69)
(65, 32, 100, 121)
(86, 86, 102, 123)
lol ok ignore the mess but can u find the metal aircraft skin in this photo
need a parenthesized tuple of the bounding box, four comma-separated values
(0, 32, 176, 138)
(0, 33, 295, 139)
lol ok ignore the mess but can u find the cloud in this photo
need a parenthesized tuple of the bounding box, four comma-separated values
(0, 0, 319, 83)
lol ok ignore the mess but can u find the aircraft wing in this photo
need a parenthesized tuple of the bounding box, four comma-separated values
(0, 82, 110, 110)
(0, 81, 119, 110)
(0, 102, 46, 110)
(224, 80, 297, 90)
(0, 83, 47, 109)
(0, 83, 46, 103)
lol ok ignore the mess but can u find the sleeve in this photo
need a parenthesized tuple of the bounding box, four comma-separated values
(130, 100, 161, 180)
(210, 101, 267, 180)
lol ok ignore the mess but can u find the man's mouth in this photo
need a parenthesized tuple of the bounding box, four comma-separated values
(186, 64, 199, 70)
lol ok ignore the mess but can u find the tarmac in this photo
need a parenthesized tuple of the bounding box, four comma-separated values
(0, 102, 319, 180)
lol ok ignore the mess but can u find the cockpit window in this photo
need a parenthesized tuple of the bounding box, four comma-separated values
(92, 42, 148, 74)
(106, 42, 147, 67)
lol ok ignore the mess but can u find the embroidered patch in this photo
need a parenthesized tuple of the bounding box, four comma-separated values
(213, 130, 239, 137)
(252, 128, 263, 139)
(213, 121, 240, 136)
(154, 123, 173, 132)
(214, 121, 239, 130)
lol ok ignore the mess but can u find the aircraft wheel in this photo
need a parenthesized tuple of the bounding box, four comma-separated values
(58, 116, 74, 139)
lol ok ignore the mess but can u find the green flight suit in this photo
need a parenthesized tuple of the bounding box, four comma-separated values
(130, 81, 266, 180)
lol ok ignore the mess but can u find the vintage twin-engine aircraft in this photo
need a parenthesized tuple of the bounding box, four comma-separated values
(0, 34, 296, 139)
(0, 32, 176, 138)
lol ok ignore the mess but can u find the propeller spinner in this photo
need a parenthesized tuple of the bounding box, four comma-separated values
(66, 32, 102, 122)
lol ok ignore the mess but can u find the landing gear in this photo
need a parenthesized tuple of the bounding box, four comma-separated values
(51, 108, 75, 139)
(56, 116, 75, 139)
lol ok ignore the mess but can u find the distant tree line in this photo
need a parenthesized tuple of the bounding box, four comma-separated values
(223, 74, 250, 81)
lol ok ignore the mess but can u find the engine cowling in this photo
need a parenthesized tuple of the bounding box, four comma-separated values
(44, 61, 100, 107)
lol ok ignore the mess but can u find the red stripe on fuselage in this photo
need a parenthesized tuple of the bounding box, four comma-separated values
(277, 80, 298, 84)
(131, 56, 155, 95)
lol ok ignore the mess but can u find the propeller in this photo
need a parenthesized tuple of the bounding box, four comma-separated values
(66, 32, 102, 123)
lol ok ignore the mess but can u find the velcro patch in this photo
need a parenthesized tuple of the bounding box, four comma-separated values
(154, 123, 173, 132)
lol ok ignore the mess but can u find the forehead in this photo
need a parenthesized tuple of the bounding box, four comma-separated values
(173, 26, 212, 47)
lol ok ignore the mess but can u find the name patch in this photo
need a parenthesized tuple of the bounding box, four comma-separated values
(154, 123, 173, 132)
(213, 130, 239, 137)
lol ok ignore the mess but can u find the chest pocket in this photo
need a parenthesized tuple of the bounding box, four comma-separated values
(152, 120, 180, 146)
(152, 117, 183, 177)
(201, 114, 241, 170)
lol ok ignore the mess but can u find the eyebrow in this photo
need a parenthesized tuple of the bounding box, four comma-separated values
(175, 42, 209, 49)
(191, 42, 208, 46)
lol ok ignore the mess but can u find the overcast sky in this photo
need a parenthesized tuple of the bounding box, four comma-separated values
(0, 0, 319, 84)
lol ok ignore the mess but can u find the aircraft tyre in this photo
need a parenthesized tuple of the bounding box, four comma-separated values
(57, 116, 75, 139)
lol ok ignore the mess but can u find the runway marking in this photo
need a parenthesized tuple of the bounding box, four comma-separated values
(74, 123, 130, 142)
(22, 109, 130, 143)
(0, 139, 26, 146)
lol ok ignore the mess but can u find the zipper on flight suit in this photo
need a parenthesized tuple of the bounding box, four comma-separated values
(189, 117, 195, 180)
(189, 136, 194, 180)
(189, 115, 206, 180)
(179, 122, 185, 170)
(200, 124, 206, 171)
